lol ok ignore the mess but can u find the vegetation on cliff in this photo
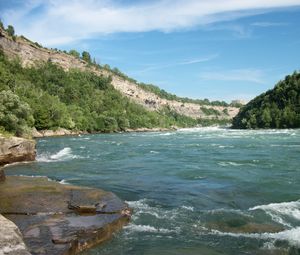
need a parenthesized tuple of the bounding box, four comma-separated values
(232, 72, 300, 129)
(1, 50, 227, 136)
(137, 83, 232, 107)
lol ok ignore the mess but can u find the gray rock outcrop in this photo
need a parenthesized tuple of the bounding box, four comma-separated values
(0, 214, 31, 255)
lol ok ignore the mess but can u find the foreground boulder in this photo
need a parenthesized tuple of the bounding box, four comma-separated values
(0, 176, 131, 255)
(0, 214, 31, 255)
(0, 136, 36, 166)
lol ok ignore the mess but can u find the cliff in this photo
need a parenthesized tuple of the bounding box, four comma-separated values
(0, 28, 239, 120)
(0, 135, 36, 166)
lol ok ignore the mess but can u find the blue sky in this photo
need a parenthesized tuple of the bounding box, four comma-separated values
(1, 0, 300, 102)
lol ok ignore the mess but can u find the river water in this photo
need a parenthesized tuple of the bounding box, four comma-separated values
(5, 128, 300, 254)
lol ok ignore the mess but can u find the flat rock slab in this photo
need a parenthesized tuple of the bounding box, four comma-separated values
(0, 176, 131, 255)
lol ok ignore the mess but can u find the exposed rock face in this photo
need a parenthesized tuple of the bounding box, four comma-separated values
(0, 136, 36, 166)
(0, 214, 31, 255)
(0, 28, 239, 120)
(32, 128, 85, 138)
(0, 176, 131, 255)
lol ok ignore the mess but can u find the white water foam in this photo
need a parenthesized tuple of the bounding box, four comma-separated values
(158, 132, 174, 136)
(207, 208, 252, 218)
(59, 179, 69, 185)
(270, 144, 300, 147)
(124, 224, 177, 234)
(218, 145, 234, 148)
(181, 205, 194, 211)
(126, 199, 195, 222)
(218, 161, 256, 167)
(249, 200, 300, 227)
(177, 127, 225, 133)
(37, 147, 79, 162)
(209, 227, 300, 247)
(126, 199, 178, 220)
(150, 150, 159, 154)
(12, 174, 56, 182)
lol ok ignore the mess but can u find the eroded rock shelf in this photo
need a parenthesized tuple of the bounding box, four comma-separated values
(0, 176, 131, 255)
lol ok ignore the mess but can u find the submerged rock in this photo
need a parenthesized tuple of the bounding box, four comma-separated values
(0, 136, 36, 166)
(0, 176, 131, 255)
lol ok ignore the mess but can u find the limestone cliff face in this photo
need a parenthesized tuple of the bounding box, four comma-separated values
(0, 28, 239, 119)
(0, 135, 36, 166)
(0, 214, 31, 255)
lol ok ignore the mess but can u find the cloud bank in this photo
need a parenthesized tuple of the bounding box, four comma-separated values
(1, 0, 300, 45)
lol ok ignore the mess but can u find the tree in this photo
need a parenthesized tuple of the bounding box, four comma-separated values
(6, 25, 15, 37)
(0, 90, 34, 136)
(69, 49, 80, 58)
(0, 19, 4, 30)
(260, 108, 272, 128)
(81, 51, 91, 63)
(232, 71, 300, 129)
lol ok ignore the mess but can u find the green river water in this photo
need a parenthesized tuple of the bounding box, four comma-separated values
(6, 127, 300, 255)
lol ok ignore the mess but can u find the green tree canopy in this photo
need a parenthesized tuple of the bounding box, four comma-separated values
(0, 90, 34, 136)
(6, 25, 15, 37)
(69, 49, 80, 58)
(232, 71, 300, 129)
(81, 51, 91, 63)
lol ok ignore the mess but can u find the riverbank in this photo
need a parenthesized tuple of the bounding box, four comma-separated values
(32, 127, 178, 138)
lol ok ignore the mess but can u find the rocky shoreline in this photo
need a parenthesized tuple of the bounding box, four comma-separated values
(0, 135, 132, 255)
(32, 127, 177, 138)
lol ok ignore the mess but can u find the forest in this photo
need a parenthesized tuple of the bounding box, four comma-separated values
(232, 72, 300, 129)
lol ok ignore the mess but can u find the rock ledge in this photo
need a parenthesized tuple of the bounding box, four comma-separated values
(0, 176, 131, 255)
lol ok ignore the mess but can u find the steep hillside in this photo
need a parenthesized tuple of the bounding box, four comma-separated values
(1, 50, 205, 136)
(232, 72, 300, 129)
(0, 27, 239, 120)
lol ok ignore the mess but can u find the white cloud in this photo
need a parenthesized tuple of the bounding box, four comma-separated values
(198, 68, 266, 84)
(251, 22, 289, 27)
(136, 54, 219, 73)
(2, 0, 300, 46)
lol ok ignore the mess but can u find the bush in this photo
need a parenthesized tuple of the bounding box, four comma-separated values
(6, 25, 15, 37)
(0, 90, 34, 136)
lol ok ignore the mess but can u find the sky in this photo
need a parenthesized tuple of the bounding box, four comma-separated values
(1, 0, 300, 102)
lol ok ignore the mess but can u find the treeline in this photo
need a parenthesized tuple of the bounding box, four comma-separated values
(0, 50, 225, 136)
(232, 71, 300, 129)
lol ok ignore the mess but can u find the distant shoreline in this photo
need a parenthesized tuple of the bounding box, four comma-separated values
(32, 127, 179, 138)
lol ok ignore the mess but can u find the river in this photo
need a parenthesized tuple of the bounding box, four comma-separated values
(5, 127, 300, 254)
